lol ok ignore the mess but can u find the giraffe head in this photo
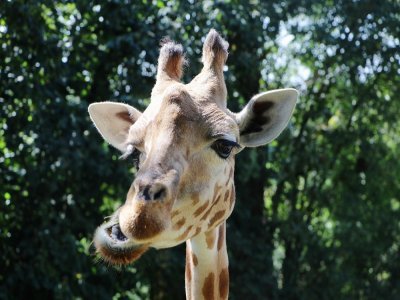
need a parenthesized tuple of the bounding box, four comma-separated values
(89, 29, 297, 265)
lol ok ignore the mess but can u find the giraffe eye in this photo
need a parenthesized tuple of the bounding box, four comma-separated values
(211, 139, 239, 159)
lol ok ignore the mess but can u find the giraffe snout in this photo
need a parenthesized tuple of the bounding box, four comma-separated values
(119, 177, 174, 241)
(132, 167, 180, 203)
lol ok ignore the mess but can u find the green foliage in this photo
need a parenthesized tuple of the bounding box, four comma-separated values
(1, 0, 399, 299)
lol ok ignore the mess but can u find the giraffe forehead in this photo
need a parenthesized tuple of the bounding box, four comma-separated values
(130, 91, 239, 147)
(201, 104, 239, 140)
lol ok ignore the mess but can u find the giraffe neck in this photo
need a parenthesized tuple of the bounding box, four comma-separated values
(185, 222, 229, 300)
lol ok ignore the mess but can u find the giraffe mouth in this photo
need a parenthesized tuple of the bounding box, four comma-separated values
(107, 224, 128, 242)
(95, 210, 130, 243)
(93, 215, 149, 265)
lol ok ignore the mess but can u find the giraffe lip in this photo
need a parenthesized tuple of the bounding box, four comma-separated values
(95, 221, 131, 246)
(94, 221, 149, 265)
(95, 209, 130, 244)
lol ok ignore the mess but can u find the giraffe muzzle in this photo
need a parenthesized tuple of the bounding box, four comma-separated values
(93, 212, 149, 265)
(118, 198, 172, 241)
(116, 168, 180, 240)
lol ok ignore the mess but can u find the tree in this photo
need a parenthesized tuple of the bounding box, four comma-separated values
(1, 0, 399, 299)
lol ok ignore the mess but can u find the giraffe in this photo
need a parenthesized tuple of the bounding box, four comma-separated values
(88, 29, 297, 299)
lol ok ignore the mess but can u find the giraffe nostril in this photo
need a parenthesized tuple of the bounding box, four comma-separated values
(139, 184, 167, 201)
(153, 186, 166, 201)
(142, 186, 151, 201)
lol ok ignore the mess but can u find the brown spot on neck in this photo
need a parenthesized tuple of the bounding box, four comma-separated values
(171, 210, 180, 219)
(173, 217, 186, 230)
(217, 223, 225, 251)
(194, 201, 209, 217)
(219, 268, 229, 299)
(209, 210, 225, 228)
(200, 194, 221, 222)
(223, 189, 230, 202)
(200, 205, 213, 221)
(205, 230, 216, 249)
(192, 253, 198, 266)
(202, 272, 215, 300)
(194, 227, 201, 236)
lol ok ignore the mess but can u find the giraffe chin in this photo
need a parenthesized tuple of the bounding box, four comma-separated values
(93, 219, 149, 265)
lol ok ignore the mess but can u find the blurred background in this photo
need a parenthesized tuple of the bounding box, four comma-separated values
(1, 0, 400, 299)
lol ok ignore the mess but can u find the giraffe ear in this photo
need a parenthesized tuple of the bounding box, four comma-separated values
(235, 89, 298, 147)
(88, 101, 142, 152)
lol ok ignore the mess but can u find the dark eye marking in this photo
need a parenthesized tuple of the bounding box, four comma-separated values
(120, 145, 141, 169)
(211, 139, 240, 159)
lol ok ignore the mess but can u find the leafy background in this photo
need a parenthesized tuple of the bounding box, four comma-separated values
(1, 0, 400, 299)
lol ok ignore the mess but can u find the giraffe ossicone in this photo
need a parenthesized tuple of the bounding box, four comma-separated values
(89, 29, 297, 299)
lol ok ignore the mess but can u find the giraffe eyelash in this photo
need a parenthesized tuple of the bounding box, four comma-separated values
(119, 144, 136, 160)
(119, 145, 141, 169)
(212, 139, 240, 159)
